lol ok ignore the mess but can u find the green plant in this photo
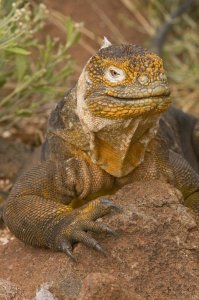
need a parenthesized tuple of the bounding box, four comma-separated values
(0, 0, 81, 126)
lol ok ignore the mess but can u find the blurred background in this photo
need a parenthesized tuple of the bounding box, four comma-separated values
(0, 0, 198, 193)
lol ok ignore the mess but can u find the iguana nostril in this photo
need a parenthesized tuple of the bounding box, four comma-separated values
(138, 75, 149, 85)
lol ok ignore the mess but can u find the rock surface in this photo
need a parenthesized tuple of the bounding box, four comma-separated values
(0, 181, 199, 299)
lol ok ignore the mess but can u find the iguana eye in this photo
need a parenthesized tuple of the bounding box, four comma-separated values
(105, 66, 126, 83)
(110, 69, 119, 76)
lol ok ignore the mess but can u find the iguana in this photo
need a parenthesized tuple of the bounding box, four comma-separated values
(3, 39, 199, 259)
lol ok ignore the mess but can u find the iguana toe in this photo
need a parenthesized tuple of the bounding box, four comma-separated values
(55, 198, 120, 258)
(61, 239, 76, 261)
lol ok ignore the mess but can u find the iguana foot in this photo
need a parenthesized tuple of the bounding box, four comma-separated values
(54, 198, 121, 259)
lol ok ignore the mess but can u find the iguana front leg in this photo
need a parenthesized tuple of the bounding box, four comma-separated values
(3, 158, 117, 258)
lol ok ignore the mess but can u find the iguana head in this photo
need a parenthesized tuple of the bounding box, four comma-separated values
(78, 39, 171, 119)
(75, 39, 171, 177)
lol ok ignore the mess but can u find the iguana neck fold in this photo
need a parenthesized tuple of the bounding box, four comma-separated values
(82, 114, 160, 177)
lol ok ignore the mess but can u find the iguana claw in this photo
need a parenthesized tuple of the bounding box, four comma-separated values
(100, 198, 123, 212)
(56, 198, 120, 259)
(61, 239, 76, 261)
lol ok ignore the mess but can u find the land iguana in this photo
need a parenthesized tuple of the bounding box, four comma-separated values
(3, 39, 199, 259)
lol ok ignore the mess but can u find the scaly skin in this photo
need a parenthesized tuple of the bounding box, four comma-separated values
(3, 42, 199, 259)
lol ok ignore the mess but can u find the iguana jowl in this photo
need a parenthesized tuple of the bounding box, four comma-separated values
(3, 39, 199, 258)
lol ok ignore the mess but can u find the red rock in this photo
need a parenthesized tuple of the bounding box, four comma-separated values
(0, 181, 199, 299)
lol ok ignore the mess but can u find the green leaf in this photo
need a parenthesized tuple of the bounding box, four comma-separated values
(69, 32, 80, 47)
(15, 54, 28, 81)
(65, 17, 81, 48)
(6, 47, 30, 55)
(54, 65, 74, 81)
(16, 108, 32, 117)
(65, 17, 74, 41)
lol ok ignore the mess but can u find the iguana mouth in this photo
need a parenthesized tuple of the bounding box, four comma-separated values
(87, 94, 172, 118)
(105, 82, 170, 100)
(105, 93, 170, 102)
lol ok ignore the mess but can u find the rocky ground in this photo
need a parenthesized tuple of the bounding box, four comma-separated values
(0, 181, 199, 299)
